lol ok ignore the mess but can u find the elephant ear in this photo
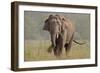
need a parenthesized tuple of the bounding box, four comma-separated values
(43, 19, 50, 31)
(43, 15, 54, 31)
(61, 18, 67, 32)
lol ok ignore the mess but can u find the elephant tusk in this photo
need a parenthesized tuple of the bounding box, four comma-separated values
(56, 34, 59, 39)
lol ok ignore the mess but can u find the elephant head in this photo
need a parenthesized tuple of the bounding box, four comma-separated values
(43, 15, 62, 47)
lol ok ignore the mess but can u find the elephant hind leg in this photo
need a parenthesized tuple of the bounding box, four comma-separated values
(65, 37, 73, 55)
(65, 33, 74, 55)
(64, 43, 69, 53)
(64, 43, 72, 54)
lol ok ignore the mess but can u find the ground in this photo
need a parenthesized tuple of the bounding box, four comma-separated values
(24, 40, 90, 61)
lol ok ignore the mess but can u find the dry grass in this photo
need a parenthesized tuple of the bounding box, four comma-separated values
(24, 40, 90, 61)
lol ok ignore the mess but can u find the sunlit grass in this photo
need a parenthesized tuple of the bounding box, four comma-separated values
(24, 40, 90, 61)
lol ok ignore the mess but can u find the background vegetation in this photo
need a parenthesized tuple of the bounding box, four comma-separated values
(24, 11, 90, 61)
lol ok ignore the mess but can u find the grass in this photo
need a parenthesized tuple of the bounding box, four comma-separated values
(24, 40, 90, 61)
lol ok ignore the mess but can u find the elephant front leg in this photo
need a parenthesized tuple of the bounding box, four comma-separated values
(47, 45, 53, 53)
(54, 45, 62, 57)
(54, 35, 63, 56)
(53, 38, 59, 56)
(47, 33, 56, 53)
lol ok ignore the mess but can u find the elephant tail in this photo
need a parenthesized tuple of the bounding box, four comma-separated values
(73, 40, 86, 45)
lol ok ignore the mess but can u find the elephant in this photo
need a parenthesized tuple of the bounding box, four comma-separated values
(43, 14, 85, 56)
(54, 15, 75, 56)
(43, 15, 62, 48)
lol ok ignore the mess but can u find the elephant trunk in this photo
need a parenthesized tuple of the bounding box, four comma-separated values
(50, 32, 58, 47)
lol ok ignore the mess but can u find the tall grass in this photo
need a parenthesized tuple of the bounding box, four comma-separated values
(24, 40, 90, 61)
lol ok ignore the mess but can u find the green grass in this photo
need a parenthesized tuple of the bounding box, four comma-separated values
(24, 40, 90, 61)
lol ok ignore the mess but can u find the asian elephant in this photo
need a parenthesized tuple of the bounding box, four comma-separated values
(43, 15, 84, 56)
(43, 15, 62, 48)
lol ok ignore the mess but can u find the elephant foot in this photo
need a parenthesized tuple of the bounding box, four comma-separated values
(65, 48, 71, 55)
(53, 48, 57, 56)
(65, 51, 70, 56)
(47, 45, 53, 53)
(64, 43, 71, 55)
(47, 48, 52, 53)
(53, 48, 62, 57)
